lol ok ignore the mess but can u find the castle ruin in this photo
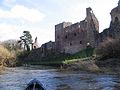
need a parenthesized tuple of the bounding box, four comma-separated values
(55, 7, 99, 54)
(55, 0, 120, 54)
(28, 0, 120, 59)
(98, 0, 120, 43)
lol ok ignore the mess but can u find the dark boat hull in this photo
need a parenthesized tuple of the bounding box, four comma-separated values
(25, 79, 45, 90)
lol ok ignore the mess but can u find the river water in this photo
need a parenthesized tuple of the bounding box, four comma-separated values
(0, 66, 120, 90)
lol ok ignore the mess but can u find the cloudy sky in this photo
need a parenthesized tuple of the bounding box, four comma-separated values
(0, 0, 118, 46)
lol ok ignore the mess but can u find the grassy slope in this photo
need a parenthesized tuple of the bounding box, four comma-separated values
(22, 48, 95, 65)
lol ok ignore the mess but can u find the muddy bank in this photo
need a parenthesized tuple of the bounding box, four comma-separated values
(62, 60, 100, 72)
(62, 58, 120, 74)
(96, 58, 120, 74)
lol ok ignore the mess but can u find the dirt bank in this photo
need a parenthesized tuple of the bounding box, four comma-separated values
(62, 58, 120, 74)
(62, 60, 100, 72)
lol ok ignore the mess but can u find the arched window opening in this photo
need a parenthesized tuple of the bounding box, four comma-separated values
(34, 46, 36, 49)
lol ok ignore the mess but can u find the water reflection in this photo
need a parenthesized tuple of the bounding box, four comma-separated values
(0, 66, 120, 90)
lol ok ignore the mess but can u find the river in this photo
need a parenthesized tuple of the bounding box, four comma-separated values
(0, 66, 120, 90)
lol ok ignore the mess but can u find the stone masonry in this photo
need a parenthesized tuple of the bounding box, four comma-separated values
(98, 0, 120, 43)
(27, 0, 120, 60)
(55, 7, 99, 54)
(55, 0, 120, 54)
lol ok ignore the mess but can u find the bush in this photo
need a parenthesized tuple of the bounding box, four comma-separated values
(17, 50, 30, 60)
(0, 45, 16, 67)
(95, 39, 120, 59)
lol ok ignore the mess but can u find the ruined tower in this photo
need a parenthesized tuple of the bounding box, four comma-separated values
(55, 22, 72, 52)
(109, 0, 120, 39)
(98, 0, 120, 44)
(110, 0, 120, 23)
(85, 7, 99, 47)
(32, 37, 39, 49)
(55, 7, 99, 54)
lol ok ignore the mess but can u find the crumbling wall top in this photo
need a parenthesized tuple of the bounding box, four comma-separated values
(118, 0, 120, 6)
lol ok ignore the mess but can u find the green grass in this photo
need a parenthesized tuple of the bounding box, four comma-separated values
(63, 57, 92, 64)
(20, 48, 95, 66)
(65, 48, 94, 60)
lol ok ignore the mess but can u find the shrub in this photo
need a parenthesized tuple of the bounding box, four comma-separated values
(0, 45, 16, 67)
(95, 39, 120, 59)
(17, 50, 30, 60)
(1, 39, 21, 51)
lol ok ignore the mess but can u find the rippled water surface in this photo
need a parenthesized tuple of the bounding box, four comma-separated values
(0, 66, 120, 90)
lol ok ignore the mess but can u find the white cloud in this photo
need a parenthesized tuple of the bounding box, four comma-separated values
(56, 0, 117, 31)
(91, 0, 117, 31)
(0, 0, 119, 44)
(0, 23, 17, 33)
(0, 23, 21, 41)
(0, 23, 54, 46)
(4, 0, 16, 3)
(0, 5, 45, 23)
(29, 26, 55, 46)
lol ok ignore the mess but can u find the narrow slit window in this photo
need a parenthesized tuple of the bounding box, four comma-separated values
(80, 41, 82, 44)
(70, 42, 72, 46)
(74, 33, 77, 36)
(65, 35, 68, 39)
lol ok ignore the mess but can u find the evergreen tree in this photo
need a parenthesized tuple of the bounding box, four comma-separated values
(20, 31, 33, 51)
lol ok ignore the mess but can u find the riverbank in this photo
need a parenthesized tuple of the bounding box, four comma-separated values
(18, 48, 94, 66)
(96, 58, 120, 74)
(62, 58, 100, 72)
(1, 58, 120, 75)
(10, 47, 120, 75)
(61, 58, 120, 75)
(18, 56, 120, 75)
(0, 66, 6, 74)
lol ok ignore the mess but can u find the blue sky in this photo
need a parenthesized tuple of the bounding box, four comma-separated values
(0, 0, 118, 46)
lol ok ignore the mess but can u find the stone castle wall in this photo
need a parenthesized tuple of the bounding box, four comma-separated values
(26, 0, 120, 60)
(55, 1, 120, 54)
(55, 7, 99, 54)
(98, 1, 120, 44)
